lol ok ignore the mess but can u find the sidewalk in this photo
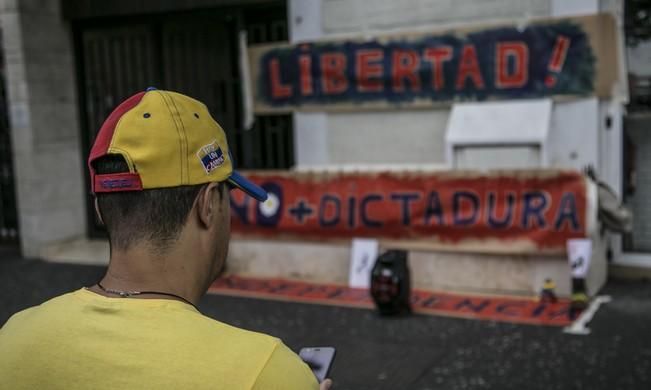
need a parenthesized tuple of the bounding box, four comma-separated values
(1, 256, 650, 390)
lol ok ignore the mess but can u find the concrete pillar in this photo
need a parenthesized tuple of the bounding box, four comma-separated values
(293, 112, 330, 167)
(0, 0, 85, 257)
(289, 0, 330, 168)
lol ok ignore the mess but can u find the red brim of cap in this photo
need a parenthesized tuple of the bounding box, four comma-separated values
(227, 171, 268, 202)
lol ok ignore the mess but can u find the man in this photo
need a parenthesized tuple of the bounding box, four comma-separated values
(0, 89, 331, 389)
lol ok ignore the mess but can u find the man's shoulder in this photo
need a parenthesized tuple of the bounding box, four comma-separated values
(0, 292, 81, 351)
(1, 290, 76, 330)
(0, 305, 37, 331)
(191, 311, 282, 348)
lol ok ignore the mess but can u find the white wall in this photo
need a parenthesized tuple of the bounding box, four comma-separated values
(322, 0, 550, 34)
(548, 98, 599, 171)
(327, 110, 448, 165)
(288, 0, 554, 168)
(547, 97, 624, 206)
(294, 112, 329, 166)
(289, 0, 627, 170)
(551, 0, 598, 16)
(277, 0, 624, 290)
(290, 0, 328, 167)
(288, 0, 323, 42)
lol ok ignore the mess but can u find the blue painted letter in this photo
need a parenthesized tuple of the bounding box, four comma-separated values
(319, 194, 341, 227)
(360, 194, 383, 227)
(521, 191, 548, 228)
(424, 191, 445, 225)
(487, 192, 514, 229)
(453, 191, 480, 226)
(554, 192, 580, 231)
(390, 192, 420, 226)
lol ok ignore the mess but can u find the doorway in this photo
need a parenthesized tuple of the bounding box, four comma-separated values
(622, 113, 651, 266)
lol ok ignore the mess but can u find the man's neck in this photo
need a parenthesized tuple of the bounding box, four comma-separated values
(96, 244, 206, 306)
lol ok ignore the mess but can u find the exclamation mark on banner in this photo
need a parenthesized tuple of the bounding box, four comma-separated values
(545, 35, 570, 88)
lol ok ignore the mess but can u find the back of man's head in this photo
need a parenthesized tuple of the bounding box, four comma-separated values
(94, 154, 225, 253)
(88, 89, 266, 253)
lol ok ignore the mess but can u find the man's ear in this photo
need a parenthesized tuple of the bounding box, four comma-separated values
(196, 183, 220, 229)
(94, 197, 105, 226)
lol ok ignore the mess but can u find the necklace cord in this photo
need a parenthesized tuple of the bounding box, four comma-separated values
(96, 281, 199, 311)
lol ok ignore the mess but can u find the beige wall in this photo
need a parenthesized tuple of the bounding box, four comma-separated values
(0, 0, 85, 257)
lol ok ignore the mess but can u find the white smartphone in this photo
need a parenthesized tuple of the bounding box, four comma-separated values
(299, 346, 336, 383)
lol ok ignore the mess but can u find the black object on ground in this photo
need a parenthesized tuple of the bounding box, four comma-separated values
(370, 249, 411, 316)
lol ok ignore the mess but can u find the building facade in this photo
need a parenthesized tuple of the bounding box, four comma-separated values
(0, 0, 645, 295)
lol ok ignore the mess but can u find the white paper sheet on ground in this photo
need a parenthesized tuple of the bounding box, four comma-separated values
(567, 238, 592, 278)
(349, 238, 379, 288)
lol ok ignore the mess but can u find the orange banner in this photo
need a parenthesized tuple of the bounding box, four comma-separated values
(231, 170, 588, 253)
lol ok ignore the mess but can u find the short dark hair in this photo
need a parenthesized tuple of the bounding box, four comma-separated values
(93, 155, 225, 252)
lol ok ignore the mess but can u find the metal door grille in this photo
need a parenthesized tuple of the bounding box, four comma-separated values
(0, 34, 19, 245)
(241, 7, 293, 169)
(75, 4, 291, 236)
(161, 19, 242, 156)
(82, 26, 158, 152)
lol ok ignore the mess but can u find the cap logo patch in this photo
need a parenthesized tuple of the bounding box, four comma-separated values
(100, 177, 138, 190)
(197, 140, 225, 174)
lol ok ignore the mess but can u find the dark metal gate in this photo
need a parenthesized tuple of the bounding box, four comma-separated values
(73, 3, 292, 236)
(0, 34, 19, 246)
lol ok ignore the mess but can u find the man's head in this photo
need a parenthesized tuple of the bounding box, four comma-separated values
(89, 89, 266, 283)
(93, 154, 225, 251)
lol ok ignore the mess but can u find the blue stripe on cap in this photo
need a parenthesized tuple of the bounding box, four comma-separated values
(227, 171, 268, 202)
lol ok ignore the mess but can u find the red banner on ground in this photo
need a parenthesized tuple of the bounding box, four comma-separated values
(210, 275, 573, 326)
(231, 171, 588, 252)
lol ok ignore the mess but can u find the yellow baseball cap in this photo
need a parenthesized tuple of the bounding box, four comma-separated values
(88, 88, 267, 201)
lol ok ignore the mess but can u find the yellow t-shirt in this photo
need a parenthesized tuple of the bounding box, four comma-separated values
(0, 289, 319, 390)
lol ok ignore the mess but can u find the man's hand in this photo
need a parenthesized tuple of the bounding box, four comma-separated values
(320, 378, 333, 389)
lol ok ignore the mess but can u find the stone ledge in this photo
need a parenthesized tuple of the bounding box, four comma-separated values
(40, 237, 109, 265)
(39, 237, 607, 297)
